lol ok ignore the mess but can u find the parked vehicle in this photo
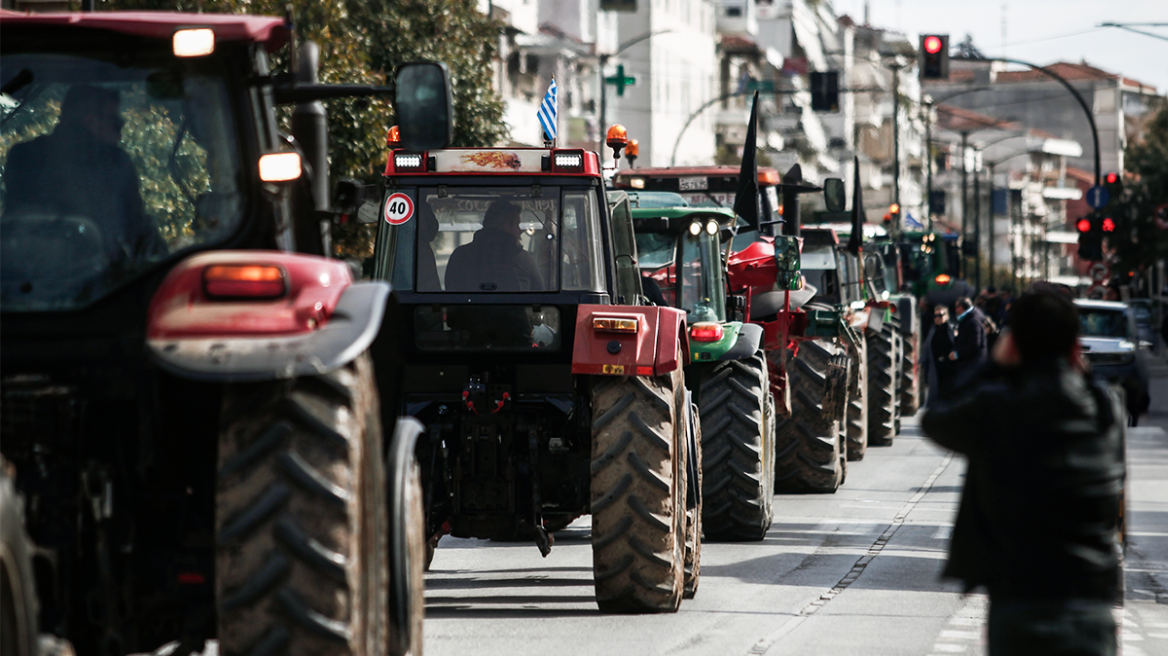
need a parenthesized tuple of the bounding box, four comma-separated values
(1076, 300, 1151, 425)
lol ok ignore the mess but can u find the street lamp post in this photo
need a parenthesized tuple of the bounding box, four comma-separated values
(598, 30, 671, 167)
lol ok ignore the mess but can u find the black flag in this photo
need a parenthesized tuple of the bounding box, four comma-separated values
(733, 90, 761, 231)
(846, 155, 863, 255)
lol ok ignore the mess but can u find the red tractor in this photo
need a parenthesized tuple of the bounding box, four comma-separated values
(1, 12, 438, 656)
(368, 133, 702, 612)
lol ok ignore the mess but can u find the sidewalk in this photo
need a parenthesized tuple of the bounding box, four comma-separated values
(1122, 359, 1168, 656)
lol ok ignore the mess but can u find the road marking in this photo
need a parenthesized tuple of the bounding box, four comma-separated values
(748, 453, 956, 655)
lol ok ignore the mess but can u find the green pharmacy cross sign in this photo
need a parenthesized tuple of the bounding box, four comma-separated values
(605, 64, 636, 96)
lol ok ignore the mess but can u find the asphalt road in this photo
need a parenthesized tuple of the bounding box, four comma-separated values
(423, 366, 1168, 656)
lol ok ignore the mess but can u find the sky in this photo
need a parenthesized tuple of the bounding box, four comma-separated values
(835, 0, 1168, 93)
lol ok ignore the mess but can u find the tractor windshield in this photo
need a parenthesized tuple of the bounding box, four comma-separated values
(382, 185, 605, 293)
(635, 224, 725, 323)
(1, 48, 245, 312)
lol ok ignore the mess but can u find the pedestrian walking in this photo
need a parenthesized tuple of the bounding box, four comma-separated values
(949, 297, 987, 390)
(922, 290, 1124, 656)
(922, 304, 957, 403)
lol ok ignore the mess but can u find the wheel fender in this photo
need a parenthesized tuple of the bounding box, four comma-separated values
(386, 417, 424, 653)
(147, 251, 390, 382)
(895, 296, 916, 335)
(572, 305, 687, 377)
(718, 322, 763, 362)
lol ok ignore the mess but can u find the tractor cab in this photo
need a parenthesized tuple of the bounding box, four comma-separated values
(626, 205, 733, 327)
(373, 147, 640, 352)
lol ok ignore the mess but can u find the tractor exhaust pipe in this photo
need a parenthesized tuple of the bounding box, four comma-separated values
(290, 41, 330, 256)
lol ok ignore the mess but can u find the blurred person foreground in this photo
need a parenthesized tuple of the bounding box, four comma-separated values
(923, 290, 1126, 656)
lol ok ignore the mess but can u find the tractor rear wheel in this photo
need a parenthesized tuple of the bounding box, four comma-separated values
(846, 338, 868, 461)
(899, 323, 921, 417)
(697, 350, 774, 541)
(590, 370, 686, 613)
(216, 353, 393, 656)
(774, 339, 846, 493)
(683, 396, 701, 599)
(1, 462, 38, 656)
(867, 318, 899, 446)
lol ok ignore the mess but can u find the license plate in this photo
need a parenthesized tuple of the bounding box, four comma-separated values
(678, 176, 708, 191)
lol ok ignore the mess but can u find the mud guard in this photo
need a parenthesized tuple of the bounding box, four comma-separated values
(146, 251, 390, 382)
(386, 417, 424, 655)
(718, 322, 763, 362)
(572, 305, 687, 376)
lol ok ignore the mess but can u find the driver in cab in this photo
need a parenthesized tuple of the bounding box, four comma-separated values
(445, 200, 545, 293)
(4, 84, 161, 260)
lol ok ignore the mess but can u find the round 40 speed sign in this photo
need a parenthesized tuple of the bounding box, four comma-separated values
(384, 193, 415, 225)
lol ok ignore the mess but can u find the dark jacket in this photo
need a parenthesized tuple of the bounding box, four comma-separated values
(951, 307, 988, 385)
(444, 227, 545, 293)
(5, 128, 156, 259)
(922, 359, 1124, 602)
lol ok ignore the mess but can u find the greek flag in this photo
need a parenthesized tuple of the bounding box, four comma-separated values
(905, 213, 924, 229)
(538, 79, 558, 142)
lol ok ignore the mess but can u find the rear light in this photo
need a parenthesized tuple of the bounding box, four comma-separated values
(629, 177, 646, 189)
(173, 28, 215, 57)
(258, 152, 302, 182)
(934, 274, 951, 285)
(690, 322, 724, 342)
(551, 150, 585, 173)
(393, 152, 427, 172)
(204, 265, 287, 299)
(593, 317, 639, 333)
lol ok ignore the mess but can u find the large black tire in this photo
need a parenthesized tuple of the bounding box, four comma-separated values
(590, 371, 685, 613)
(899, 323, 921, 416)
(697, 351, 775, 541)
(867, 318, 899, 446)
(216, 353, 391, 656)
(683, 397, 701, 599)
(1, 462, 38, 656)
(846, 338, 868, 461)
(774, 339, 846, 493)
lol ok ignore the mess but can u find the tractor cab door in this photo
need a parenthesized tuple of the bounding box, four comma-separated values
(606, 191, 646, 306)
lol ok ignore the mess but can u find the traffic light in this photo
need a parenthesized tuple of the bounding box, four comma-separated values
(1102, 171, 1123, 202)
(810, 71, 840, 112)
(920, 34, 949, 80)
(1077, 212, 1103, 261)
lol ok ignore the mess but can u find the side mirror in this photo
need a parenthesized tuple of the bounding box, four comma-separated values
(350, 185, 384, 224)
(824, 178, 846, 213)
(395, 62, 454, 151)
(773, 235, 802, 290)
(332, 179, 361, 215)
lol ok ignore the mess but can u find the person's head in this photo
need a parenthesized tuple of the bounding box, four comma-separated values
(419, 203, 439, 243)
(955, 297, 972, 314)
(1005, 290, 1079, 363)
(483, 200, 521, 239)
(59, 85, 123, 145)
(934, 305, 950, 324)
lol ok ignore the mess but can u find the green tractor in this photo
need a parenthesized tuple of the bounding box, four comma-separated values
(613, 196, 775, 541)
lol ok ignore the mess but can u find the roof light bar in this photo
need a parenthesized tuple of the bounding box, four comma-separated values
(394, 152, 426, 172)
(552, 150, 585, 173)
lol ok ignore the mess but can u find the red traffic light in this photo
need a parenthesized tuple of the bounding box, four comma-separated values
(1104, 171, 1119, 185)
(1076, 218, 1092, 233)
(1102, 217, 1115, 232)
(923, 35, 943, 54)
